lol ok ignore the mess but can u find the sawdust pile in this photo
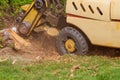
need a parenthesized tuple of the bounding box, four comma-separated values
(0, 31, 120, 63)
(0, 31, 60, 62)
(0, 19, 120, 62)
(0, 17, 61, 62)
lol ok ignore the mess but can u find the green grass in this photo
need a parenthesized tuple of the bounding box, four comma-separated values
(0, 55, 120, 80)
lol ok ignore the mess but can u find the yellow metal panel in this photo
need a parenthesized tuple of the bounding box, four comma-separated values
(21, 1, 42, 36)
(67, 16, 120, 48)
(21, 1, 38, 25)
(23, 8, 40, 25)
(66, 0, 111, 21)
(111, 0, 120, 20)
(22, 1, 42, 26)
(27, 13, 41, 36)
(21, 4, 30, 11)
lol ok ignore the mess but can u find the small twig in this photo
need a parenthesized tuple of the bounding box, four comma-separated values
(0, 58, 8, 62)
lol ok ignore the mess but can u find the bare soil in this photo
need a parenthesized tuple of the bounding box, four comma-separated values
(0, 31, 60, 63)
(0, 31, 120, 63)
(0, 17, 60, 62)
(0, 19, 120, 63)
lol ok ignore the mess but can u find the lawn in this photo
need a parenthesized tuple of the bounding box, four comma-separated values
(0, 55, 120, 80)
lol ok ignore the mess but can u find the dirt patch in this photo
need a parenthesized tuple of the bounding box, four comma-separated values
(0, 31, 120, 63)
(88, 46, 120, 57)
(0, 18, 120, 63)
(0, 31, 60, 63)
(0, 17, 61, 63)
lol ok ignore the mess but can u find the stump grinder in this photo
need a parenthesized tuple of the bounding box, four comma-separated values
(2, 0, 120, 55)
(0, 0, 66, 50)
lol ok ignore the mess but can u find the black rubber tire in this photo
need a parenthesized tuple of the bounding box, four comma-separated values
(56, 27, 89, 55)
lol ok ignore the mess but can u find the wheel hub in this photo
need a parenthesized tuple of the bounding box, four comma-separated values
(65, 39, 75, 52)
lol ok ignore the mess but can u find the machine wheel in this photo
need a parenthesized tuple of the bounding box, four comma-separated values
(56, 27, 89, 55)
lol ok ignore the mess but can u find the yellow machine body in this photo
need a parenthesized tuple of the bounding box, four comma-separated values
(21, 0, 49, 24)
(66, 0, 120, 48)
(20, 0, 49, 36)
(21, 0, 120, 48)
(21, 2, 41, 35)
(21, 4, 30, 11)
(21, 2, 39, 24)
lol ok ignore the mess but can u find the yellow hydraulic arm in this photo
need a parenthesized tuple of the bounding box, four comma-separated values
(18, 0, 49, 36)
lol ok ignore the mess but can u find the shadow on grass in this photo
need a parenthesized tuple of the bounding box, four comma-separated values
(87, 45, 120, 57)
